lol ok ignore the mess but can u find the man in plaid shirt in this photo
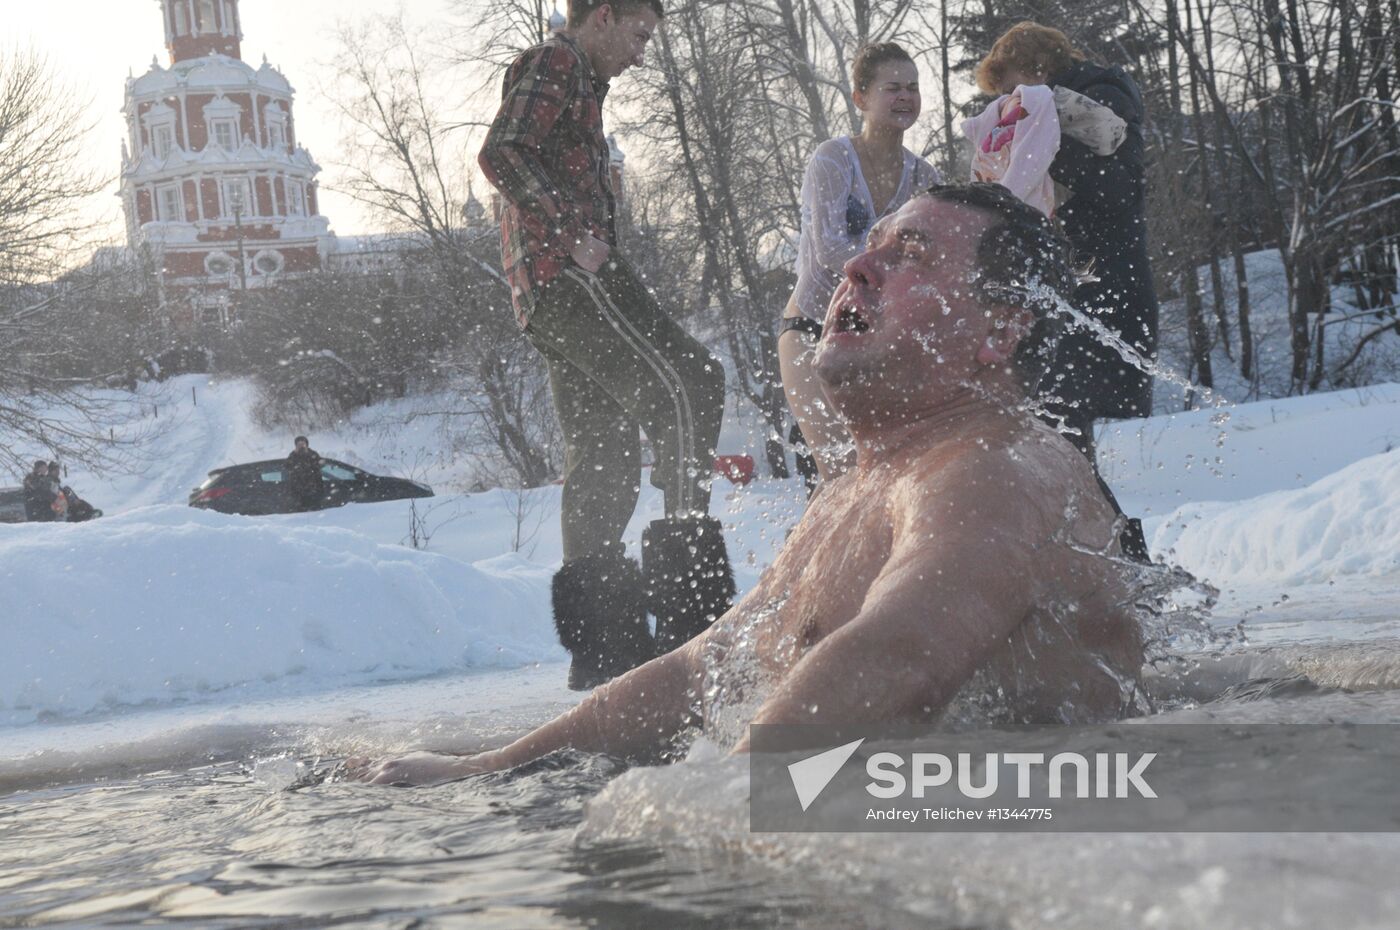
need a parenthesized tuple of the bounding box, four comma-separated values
(479, 0, 733, 692)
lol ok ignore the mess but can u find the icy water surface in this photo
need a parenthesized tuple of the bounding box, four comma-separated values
(0, 749, 914, 929)
(5, 629, 1400, 929)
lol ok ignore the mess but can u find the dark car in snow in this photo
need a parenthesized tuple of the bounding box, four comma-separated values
(0, 485, 103, 523)
(0, 486, 25, 523)
(188, 459, 433, 515)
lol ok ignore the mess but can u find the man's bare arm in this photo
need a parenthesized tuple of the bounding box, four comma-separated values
(491, 647, 705, 765)
(360, 645, 703, 785)
(733, 458, 1056, 750)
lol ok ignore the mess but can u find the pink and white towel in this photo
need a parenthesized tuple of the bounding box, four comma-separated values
(963, 84, 1127, 218)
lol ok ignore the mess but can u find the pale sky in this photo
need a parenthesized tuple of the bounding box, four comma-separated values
(14, 0, 483, 246)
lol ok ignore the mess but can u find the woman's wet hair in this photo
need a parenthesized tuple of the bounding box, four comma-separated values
(567, 0, 664, 27)
(851, 42, 916, 93)
(974, 22, 1085, 95)
(915, 182, 1079, 392)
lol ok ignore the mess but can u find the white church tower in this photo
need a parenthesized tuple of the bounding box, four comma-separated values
(120, 0, 334, 326)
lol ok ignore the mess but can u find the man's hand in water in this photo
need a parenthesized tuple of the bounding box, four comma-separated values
(348, 750, 505, 786)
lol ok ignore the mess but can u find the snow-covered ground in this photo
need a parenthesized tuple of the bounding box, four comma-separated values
(1099, 384, 1400, 638)
(1, 374, 1398, 759)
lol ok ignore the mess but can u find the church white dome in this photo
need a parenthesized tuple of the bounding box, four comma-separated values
(128, 53, 292, 102)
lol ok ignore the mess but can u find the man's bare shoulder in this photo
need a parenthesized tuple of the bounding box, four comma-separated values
(891, 416, 1115, 549)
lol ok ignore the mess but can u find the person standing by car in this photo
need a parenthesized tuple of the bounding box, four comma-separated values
(22, 461, 54, 522)
(46, 462, 68, 522)
(286, 437, 324, 513)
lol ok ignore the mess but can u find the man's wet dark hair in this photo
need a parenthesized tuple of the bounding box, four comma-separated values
(915, 182, 1078, 394)
(295, 435, 309, 445)
(567, 0, 664, 27)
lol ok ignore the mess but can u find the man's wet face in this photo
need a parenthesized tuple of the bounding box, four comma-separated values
(815, 197, 996, 393)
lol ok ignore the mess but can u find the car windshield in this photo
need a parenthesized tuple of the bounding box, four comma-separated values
(322, 463, 358, 481)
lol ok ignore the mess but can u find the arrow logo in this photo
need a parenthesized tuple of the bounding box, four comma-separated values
(787, 738, 865, 811)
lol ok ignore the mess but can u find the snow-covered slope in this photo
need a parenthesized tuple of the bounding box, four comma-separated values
(1153, 248, 1400, 409)
(0, 505, 561, 724)
(1098, 382, 1400, 522)
(1154, 448, 1400, 585)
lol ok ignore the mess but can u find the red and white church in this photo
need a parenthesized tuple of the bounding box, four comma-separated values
(120, 0, 335, 326)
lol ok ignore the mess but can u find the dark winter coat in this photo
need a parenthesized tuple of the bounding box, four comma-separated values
(1047, 61, 1160, 420)
(22, 473, 53, 522)
(286, 448, 324, 505)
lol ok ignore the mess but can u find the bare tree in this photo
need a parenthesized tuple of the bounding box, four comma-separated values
(324, 14, 559, 488)
(0, 49, 104, 287)
(1139, 0, 1400, 393)
(0, 49, 150, 476)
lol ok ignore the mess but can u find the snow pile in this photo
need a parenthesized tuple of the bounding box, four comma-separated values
(1153, 449, 1400, 585)
(1098, 382, 1400, 521)
(0, 505, 563, 725)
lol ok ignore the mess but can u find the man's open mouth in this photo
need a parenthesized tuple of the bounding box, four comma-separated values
(835, 299, 872, 334)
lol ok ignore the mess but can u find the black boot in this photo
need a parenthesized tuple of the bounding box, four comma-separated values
(1089, 471, 1153, 565)
(551, 543, 655, 691)
(1120, 517, 1152, 564)
(789, 421, 819, 497)
(643, 515, 736, 655)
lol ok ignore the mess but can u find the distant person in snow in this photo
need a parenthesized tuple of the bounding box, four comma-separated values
(478, 0, 734, 692)
(46, 462, 67, 522)
(22, 461, 54, 522)
(974, 22, 1159, 561)
(286, 436, 324, 512)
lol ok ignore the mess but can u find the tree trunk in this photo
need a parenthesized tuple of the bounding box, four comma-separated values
(1167, 0, 1214, 391)
(773, 0, 832, 141)
(1262, 0, 1320, 391)
(940, 0, 958, 179)
(1184, 0, 1232, 360)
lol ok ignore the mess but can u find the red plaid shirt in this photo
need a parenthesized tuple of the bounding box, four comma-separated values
(478, 32, 618, 327)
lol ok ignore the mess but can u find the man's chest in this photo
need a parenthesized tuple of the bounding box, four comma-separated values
(744, 496, 897, 667)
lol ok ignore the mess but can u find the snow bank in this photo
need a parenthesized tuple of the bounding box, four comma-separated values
(0, 505, 563, 725)
(1098, 382, 1400, 521)
(1153, 449, 1400, 585)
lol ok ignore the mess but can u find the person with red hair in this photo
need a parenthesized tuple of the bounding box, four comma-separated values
(973, 22, 1159, 560)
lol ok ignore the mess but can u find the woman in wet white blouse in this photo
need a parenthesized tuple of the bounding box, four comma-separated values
(779, 43, 941, 484)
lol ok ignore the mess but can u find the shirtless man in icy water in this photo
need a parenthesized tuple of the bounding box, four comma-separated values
(356, 183, 1144, 785)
